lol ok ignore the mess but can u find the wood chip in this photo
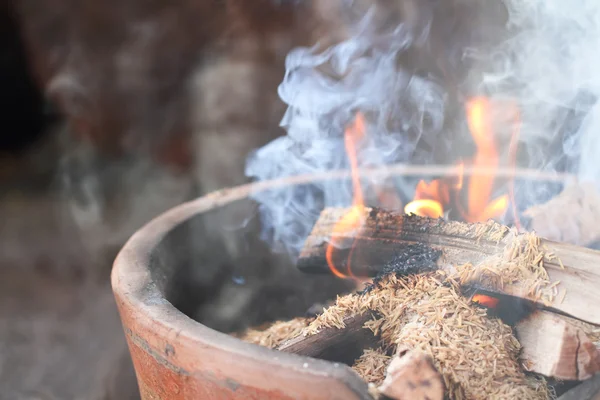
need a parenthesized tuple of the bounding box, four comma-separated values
(277, 312, 380, 365)
(378, 349, 444, 400)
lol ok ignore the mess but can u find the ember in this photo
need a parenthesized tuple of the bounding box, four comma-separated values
(471, 294, 500, 309)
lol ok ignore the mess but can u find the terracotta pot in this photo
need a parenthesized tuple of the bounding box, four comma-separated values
(112, 166, 572, 399)
(111, 171, 377, 400)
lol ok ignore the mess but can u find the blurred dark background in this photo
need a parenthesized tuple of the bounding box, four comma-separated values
(0, 0, 311, 398)
(0, 0, 512, 398)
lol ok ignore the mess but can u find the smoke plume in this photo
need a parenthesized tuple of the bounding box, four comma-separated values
(246, 2, 446, 256)
(477, 0, 600, 185)
(246, 0, 600, 257)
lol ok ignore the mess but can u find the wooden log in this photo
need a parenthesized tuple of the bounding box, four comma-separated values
(297, 207, 600, 326)
(377, 349, 444, 400)
(277, 312, 379, 365)
(516, 310, 600, 381)
(558, 373, 600, 400)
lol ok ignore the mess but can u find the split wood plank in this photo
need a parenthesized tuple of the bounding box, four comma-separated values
(516, 310, 600, 381)
(297, 207, 600, 326)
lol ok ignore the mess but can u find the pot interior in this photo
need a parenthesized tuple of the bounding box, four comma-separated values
(146, 193, 354, 334)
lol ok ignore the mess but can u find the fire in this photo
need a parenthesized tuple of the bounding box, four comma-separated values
(326, 113, 366, 279)
(328, 98, 522, 278)
(403, 179, 449, 219)
(405, 97, 519, 224)
(463, 97, 508, 222)
(472, 294, 500, 309)
(404, 198, 443, 219)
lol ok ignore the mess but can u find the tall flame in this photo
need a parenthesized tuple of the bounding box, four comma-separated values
(325, 113, 366, 278)
(462, 97, 508, 222)
(405, 97, 520, 224)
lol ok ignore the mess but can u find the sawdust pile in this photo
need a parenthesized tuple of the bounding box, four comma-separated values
(238, 317, 311, 348)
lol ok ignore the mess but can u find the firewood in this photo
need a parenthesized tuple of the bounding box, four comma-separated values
(277, 312, 379, 365)
(377, 349, 444, 400)
(516, 310, 600, 381)
(297, 207, 600, 326)
(558, 373, 600, 400)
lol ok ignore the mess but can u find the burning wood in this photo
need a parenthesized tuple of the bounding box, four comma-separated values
(377, 349, 444, 400)
(277, 312, 380, 365)
(298, 207, 600, 326)
(516, 310, 600, 381)
(238, 204, 600, 397)
(244, 102, 600, 399)
(284, 204, 600, 395)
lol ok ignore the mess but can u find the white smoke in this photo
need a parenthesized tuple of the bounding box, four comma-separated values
(245, 3, 447, 256)
(479, 0, 600, 183)
(247, 0, 600, 256)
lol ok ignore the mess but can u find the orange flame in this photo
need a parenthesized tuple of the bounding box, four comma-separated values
(462, 97, 507, 222)
(404, 199, 443, 219)
(404, 97, 520, 225)
(326, 113, 366, 279)
(472, 294, 500, 309)
(403, 180, 448, 218)
(329, 99, 523, 280)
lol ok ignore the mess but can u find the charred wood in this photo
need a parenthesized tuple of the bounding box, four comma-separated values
(297, 207, 600, 326)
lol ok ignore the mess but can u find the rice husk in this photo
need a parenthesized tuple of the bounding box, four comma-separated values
(352, 348, 390, 386)
(238, 317, 311, 348)
(307, 273, 550, 400)
(454, 232, 557, 306)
